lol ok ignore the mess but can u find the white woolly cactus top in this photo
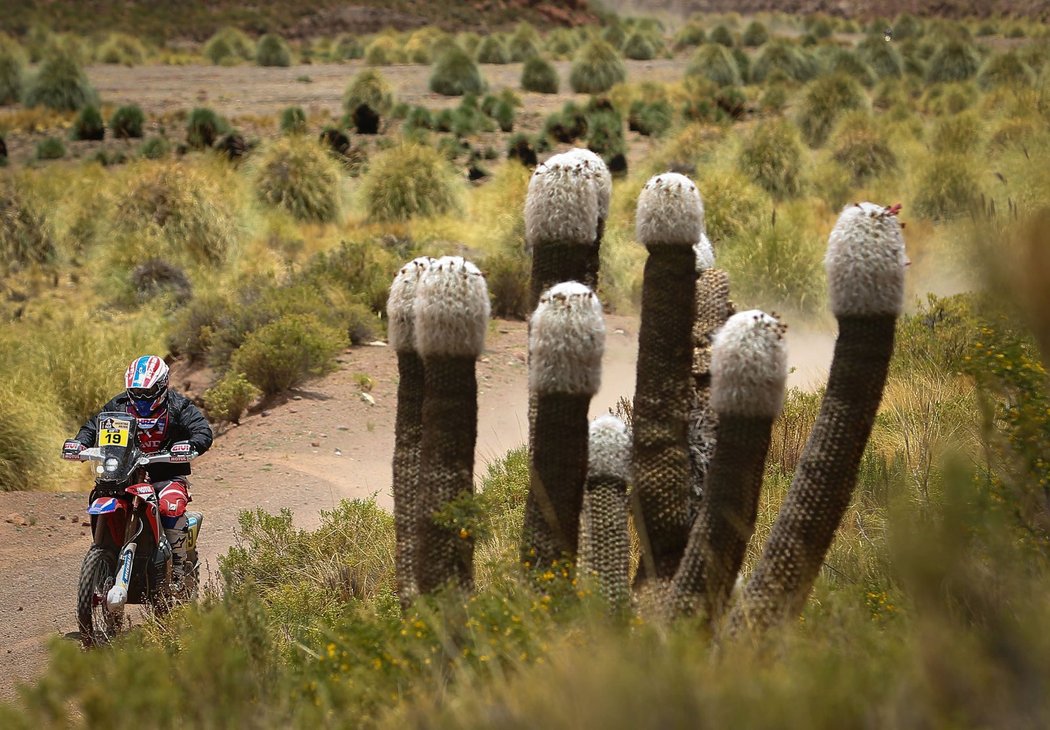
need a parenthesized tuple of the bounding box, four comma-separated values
(529, 281, 606, 396)
(694, 232, 715, 272)
(710, 310, 789, 420)
(636, 172, 705, 247)
(413, 256, 490, 359)
(524, 154, 600, 248)
(825, 202, 908, 317)
(386, 256, 433, 353)
(587, 414, 631, 481)
(560, 148, 612, 222)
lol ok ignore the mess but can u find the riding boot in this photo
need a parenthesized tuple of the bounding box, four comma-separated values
(164, 515, 189, 581)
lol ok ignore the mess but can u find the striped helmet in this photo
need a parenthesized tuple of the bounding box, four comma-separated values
(125, 355, 169, 417)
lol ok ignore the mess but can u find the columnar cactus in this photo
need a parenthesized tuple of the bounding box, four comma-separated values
(672, 310, 788, 622)
(521, 281, 606, 568)
(387, 256, 432, 609)
(561, 147, 612, 291)
(631, 173, 704, 586)
(413, 256, 490, 594)
(688, 234, 735, 514)
(727, 202, 907, 634)
(524, 152, 600, 309)
(577, 414, 631, 611)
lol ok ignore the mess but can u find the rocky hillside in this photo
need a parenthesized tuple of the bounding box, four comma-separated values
(618, 0, 1049, 21)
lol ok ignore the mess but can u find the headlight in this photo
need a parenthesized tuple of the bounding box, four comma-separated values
(104, 457, 120, 473)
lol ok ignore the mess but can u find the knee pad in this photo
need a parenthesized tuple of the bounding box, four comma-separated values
(158, 481, 189, 522)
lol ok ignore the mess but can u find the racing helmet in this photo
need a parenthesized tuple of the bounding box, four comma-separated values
(125, 355, 169, 417)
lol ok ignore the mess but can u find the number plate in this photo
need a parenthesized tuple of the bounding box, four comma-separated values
(98, 417, 131, 447)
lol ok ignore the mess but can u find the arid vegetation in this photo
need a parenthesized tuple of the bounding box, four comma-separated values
(2, 6, 1050, 727)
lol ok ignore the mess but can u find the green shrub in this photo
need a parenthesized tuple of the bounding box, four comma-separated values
(686, 43, 741, 87)
(71, 104, 105, 141)
(674, 23, 706, 50)
(930, 112, 982, 155)
(231, 314, 347, 396)
(0, 180, 56, 273)
(0, 381, 62, 491)
(22, 52, 97, 111)
(823, 48, 876, 87)
(585, 97, 626, 162)
(921, 82, 976, 115)
(829, 111, 898, 184)
(709, 24, 734, 47)
(256, 33, 291, 67)
(926, 40, 981, 83)
(628, 99, 673, 137)
(343, 68, 393, 118)
(0, 45, 24, 105)
(484, 251, 530, 319)
(545, 28, 578, 58)
(569, 38, 626, 94)
(361, 142, 462, 222)
(280, 106, 307, 135)
(110, 104, 145, 139)
(893, 13, 924, 40)
(129, 258, 192, 306)
(738, 118, 804, 198)
(911, 154, 983, 220)
(139, 135, 170, 159)
(796, 74, 867, 147)
(602, 23, 627, 50)
(364, 36, 400, 66)
(857, 36, 904, 78)
(203, 371, 259, 423)
(697, 169, 768, 245)
(252, 137, 342, 223)
(430, 45, 486, 96)
(752, 40, 818, 83)
(186, 107, 228, 149)
(509, 23, 541, 61)
(97, 33, 146, 65)
(622, 31, 657, 60)
(332, 35, 364, 61)
(521, 55, 559, 93)
(543, 101, 588, 142)
(35, 136, 66, 160)
(742, 21, 769, 47)
(476, 36, 510, 64)
(203, 27, 254, 65)
(978, 52, 1035, 90)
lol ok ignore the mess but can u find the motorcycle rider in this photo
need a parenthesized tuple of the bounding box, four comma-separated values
(62, 355, 213, 587)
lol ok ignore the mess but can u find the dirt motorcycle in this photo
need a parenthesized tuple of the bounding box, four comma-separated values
(73, 412, 203, 646)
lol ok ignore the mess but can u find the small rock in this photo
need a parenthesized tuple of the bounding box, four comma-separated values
(261, 410, 271, 417)
(311, 441, 320, 448)
(337, 425, 349, 431)
(480, 356, 490, 363)
(17, 607, 23, 611)
(366, 340, 387, 347)
(292, 395, 303, 401)
(59, 515, 67, 521)
(360, 393, 376, 406)
(334, 448, 342, 456)
(499, 329, 510, 334)
(5, 513, 27, 526)
(81, 521, 90, 527)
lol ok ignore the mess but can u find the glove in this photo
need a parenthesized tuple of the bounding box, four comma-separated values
(62, 440, 85, 461)
(169, 441, 198, 463)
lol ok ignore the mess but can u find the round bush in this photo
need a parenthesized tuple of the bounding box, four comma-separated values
(738, 118, 804, 198)
(521, 55, 559, 93)
(509, 23, 541, 61)
(202, 371, 259, 423)
(912, 155, 982, 220)
(602, 23, 627, 50)
(256, 33, 291, 67)
(893, 13, 924, 40)
(230, 314, 348, 396)
(752, 40, 818, 84)
(280, 105, 307, 135)
(674, 23, 706, 50)
(686, 43, 741, 87)
(130, 258, 192, 305)
(623, 31, 657, 60)
(476, 36, 510, 64)
(139, 135, 170, 159)
(430, 46, 486, 96)
(252, 137, 342, 223)
(343, 68, 393, 116)
(204, 28, 254, 65)
(796, 74, 867, 147)
(98, 33, 146, 65)
(978, 52, 1035, 89)
(829, 111, 897, 184)
(824, 48, 876, 87)
(0, 382, 63, 492)
(709, 25, 734, 47)
(857, 36, 904, 78)
(926, 40, 981, 83)
(72, 104, 105, 141)
(697, 169, 767, 244)
(110, 104, 145, 139)
(0, 180, 56, 272)
(332, 35, 364, 61)
(0, 45, 24, 105)
(361, 142, 462, 222)
(742, 21, 769, 47)
(569, 38, 626, 94)
(930, 112, 983, 155)
(365, 36, 400, 66)
(186, 107, 228, 149)
(628, 99, 673, 137)
(23, 52, 97, 111)
(36, 137, 66, 159)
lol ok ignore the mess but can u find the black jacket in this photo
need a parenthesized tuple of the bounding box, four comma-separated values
(74, 391, 213, 482)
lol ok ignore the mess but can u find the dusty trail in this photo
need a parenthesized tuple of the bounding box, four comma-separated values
(0, 310, 834, 700)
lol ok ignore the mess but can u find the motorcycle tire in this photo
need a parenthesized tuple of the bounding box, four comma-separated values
(77, 546, 119, 646)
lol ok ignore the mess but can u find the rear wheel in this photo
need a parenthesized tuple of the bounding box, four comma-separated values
(77, 547, 119, 646)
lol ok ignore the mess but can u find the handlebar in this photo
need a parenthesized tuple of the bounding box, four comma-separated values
(78, 448, 198, 465)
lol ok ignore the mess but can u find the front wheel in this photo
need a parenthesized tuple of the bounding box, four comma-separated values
(77, 546, 119, 646)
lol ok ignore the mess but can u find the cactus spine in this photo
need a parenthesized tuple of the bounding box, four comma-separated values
(630, 173, 705, 587)
(521, 282, 606, 568)
(672, 310, 788, 622)
(387, 256, 433, 609)
(561, 148, 612, 292)
(727, 203, 907, 634)
(413, 256, 490, 594)
(578, 415, 631, 612)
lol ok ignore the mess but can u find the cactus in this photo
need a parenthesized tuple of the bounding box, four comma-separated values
(578, 415, 632, 611)
(688, 234, 735, 514)
(672, 310, 788, 622)
(524, 152, 600, 309)
(630, 173, 704, 588)
(727, 202, 907, 634)
(413, 256, 490, 594)
(387, 256, 433, 609)
(521, 282, 606, 568)
(560, 147, 612, 292)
